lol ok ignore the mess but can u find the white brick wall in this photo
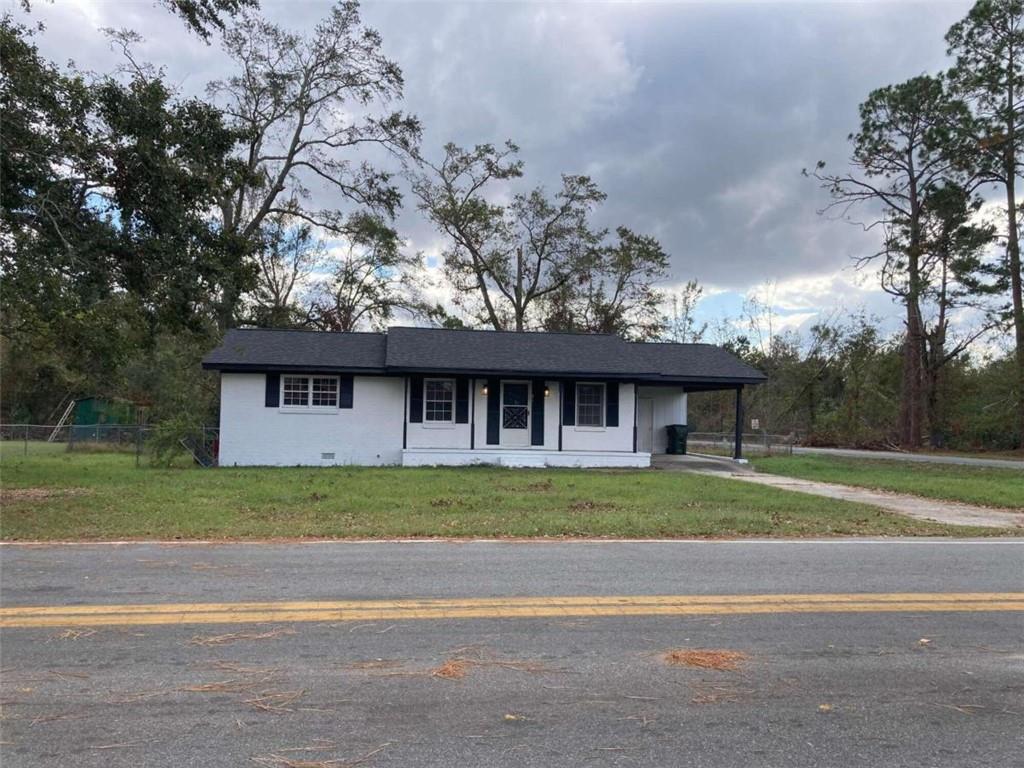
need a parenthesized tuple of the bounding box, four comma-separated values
(218, 373, 404, 466)
(218, 374, 648, 466)
(560, 382, 636, 453)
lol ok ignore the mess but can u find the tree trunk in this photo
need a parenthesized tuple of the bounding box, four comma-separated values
(900, 181, 925, 450)
(899, 298, 925, 449)
(217, 281, 241, 334)
(925, 335, 945, 449)
(1006, 171, 1024, 448)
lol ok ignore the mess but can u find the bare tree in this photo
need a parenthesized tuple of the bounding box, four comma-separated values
(665, 280, 707, 343)
(307, 217, 427, 331)
(207, 1, 420, 327)
(247, 214, 323, 327)
(541, 227, 671, 340)
(411, 142, 605, 331)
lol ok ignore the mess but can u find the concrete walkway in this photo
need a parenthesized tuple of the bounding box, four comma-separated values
(654, 454, 1024, 530)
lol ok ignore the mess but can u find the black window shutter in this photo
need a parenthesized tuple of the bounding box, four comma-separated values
(531, 380, 545, 446)
(486, 377, 500, 445)
(606, 382, 619, 427)
(562, 379, 576, 426)
(408, 376, 423, 423)
(455, 377, 469, 423)
(265, 373, 280, 407)
(338, 375, 354, 409)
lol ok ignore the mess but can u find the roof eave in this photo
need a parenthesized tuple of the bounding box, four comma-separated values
(204, 361, 766, 386)
(201, 362, 388, 374)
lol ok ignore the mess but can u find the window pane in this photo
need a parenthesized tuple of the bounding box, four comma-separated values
(424, 379, 454, 422)
(577, 384, 604, 427)
(283, 376, 309, 406)
(311, 377, 337, 407)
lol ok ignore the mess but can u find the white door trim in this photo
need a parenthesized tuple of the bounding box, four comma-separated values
(500, 380, 531, 448)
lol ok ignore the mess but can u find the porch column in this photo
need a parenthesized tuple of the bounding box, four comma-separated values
(733, 385, 744, 460)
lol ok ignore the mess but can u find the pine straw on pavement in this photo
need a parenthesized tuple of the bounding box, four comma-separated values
(663, 649, 749, 671)
(251, 743, 389, 768)
(187, 627, 295, 646)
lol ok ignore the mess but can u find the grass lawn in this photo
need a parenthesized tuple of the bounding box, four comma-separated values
(0, 442, 1006, 540)
(753, 455, 1024, 510)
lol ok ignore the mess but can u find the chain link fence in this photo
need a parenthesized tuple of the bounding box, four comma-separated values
(687, 431, 795, 457)
(0, 424, 219, 466)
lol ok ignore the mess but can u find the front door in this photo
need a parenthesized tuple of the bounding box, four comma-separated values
(637, 398, 654, 453)
(500, 381, 530, 447)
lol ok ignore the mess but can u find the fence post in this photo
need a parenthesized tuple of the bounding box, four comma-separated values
(135, 427, 142, 468)
(24, 424, 28, 456)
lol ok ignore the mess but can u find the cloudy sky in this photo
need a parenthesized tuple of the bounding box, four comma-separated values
(17, 0, 981, 339)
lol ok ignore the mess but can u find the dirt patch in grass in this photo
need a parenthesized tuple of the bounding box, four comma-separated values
(664, 649, 748, 671)
(568, 500, 619, 512)
(496, 479, 554, 493)
(3, 487, 90, 502)
(429, 497, 461, 508)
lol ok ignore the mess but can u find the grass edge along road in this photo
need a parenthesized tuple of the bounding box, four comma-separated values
(752, 454, 1024, 510)
(2, 592, 1023, 629)
(1, 443, 1012, 540)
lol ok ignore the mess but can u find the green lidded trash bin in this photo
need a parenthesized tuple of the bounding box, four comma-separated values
(665, 424, 689, 455)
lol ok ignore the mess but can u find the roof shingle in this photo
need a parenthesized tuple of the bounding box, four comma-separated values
(202, 326, 765, 384)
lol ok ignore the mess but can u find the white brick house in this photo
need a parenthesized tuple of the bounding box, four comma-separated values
(202, 327, 765, 468)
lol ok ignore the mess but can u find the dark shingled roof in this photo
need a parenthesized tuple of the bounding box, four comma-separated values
(385, 327, 642, 376)
(628, 341, 766, 382)
(202, 328, 387, 372)
(203, 327, 765, 384)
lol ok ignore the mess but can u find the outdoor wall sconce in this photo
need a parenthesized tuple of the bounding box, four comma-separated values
(480, 384, 488, 395)
(544, 386, 550, 397)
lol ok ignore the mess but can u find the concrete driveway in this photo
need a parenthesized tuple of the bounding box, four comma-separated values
(654, 454, 1024, 529)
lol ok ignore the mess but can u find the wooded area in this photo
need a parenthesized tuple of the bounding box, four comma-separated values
(1, 0, 1020, 453)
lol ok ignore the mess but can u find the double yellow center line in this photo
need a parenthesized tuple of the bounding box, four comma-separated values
(1, 592, 1022, 629)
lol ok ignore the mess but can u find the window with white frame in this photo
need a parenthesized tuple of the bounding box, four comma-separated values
(282, 375, 338, 409)
(576, 383, 605, 427)
(424, 378, 455, 422)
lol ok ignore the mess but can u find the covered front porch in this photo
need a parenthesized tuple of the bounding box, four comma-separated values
(401, 374, 751, 466)
(401, 447, 650, 468)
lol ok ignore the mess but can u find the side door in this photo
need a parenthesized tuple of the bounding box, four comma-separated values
(637, 398, 654, 453)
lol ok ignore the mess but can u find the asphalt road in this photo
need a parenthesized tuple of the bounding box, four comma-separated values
(1, 540, 1022, 767)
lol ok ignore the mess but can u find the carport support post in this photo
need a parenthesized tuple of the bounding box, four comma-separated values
(733, 386, 744, 460)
